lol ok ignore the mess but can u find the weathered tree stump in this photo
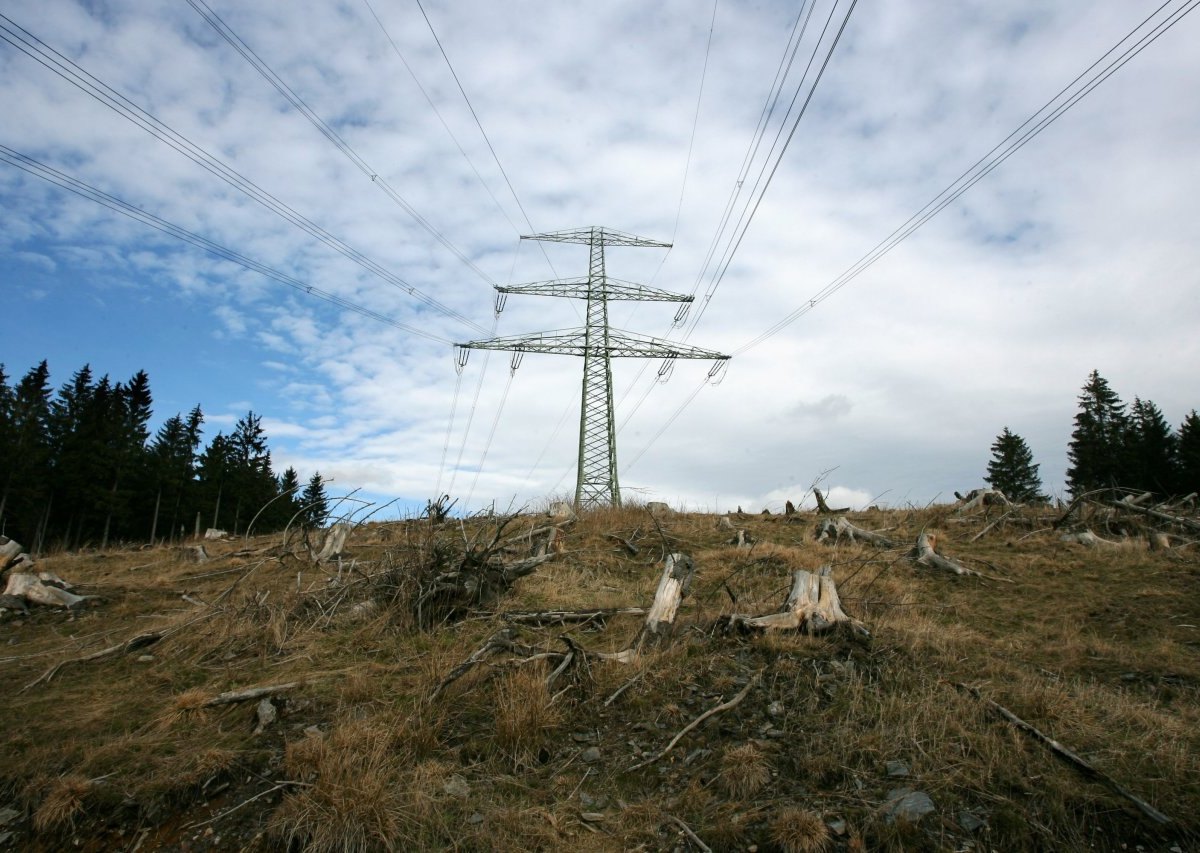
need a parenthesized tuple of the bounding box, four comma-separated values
(955, 489, 1010, 513)
(910, 532, 978, 575)
(3, 573, 88, 608)
(813, 488, 850, 515)
(311, 523, 350, 563)
(814, 516, 894, 547)
(0, 536, 24, 569)
(721, 566, 867, 637)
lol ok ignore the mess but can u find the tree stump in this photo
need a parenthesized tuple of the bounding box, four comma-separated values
(721, 566, 867, 636)
(910, 532, 978, 575)
(814, 517, 894, 547)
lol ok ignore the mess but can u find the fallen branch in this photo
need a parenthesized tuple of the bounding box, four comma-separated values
(667, 815, 713, 853)
(970, 510, 1013, 542)
(603, 670, 646, 707)
(202, 681, 302, 707)
(503, 607, 646, 626)
(955, 488, 1010, 513)
(955, 683, 1171, 826)
(629, 671, 761, 771)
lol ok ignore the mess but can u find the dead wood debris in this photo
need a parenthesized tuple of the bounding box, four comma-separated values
(813, 488, 850, 515)
(720, 566, 869, 638)
(814, 516, 894, 547)
(628, 670, 762, 771)
(954, 682, 1172, 826)
(909, 532, 980, 577)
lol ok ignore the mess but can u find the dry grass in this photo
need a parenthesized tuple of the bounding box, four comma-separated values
(719, 742, 772, 799)
(0, 502, 1195, 850)
(771, 806, 830, 853)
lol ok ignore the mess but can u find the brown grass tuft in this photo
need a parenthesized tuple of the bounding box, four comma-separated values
(493, 665, 561, 762)
(271, 719, 404, 852)
(771, 806, 829, 853)
(719, 742, 772, 799)
(33, 774, 92, 832)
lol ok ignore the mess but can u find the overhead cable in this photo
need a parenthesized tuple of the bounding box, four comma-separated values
(0, 12, 488, 335)
(0, 145, 451, 345)
(184, 0, 496, 287)
(734, 0, 1199, 355)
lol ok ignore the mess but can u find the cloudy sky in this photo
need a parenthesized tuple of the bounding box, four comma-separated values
(2, 0, 1197, 515)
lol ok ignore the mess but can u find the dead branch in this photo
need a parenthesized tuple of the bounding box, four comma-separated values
(667, 815, 713, 853)
(202, 681, 302, 707)
(502, 607, 646, 626)
(629, 670, 761, 770)
(1104, 498, 1200, 534)
(955, 683, 1171, 826)
(606, 532, 640, 557)
(970, 510, 1013, 542)
(604, 670, 646, 707)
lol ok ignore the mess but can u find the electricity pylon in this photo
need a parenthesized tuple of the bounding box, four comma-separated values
(457, 226, 729, 509)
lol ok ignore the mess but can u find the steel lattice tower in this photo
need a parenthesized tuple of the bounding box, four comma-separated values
(458, 226, 729, 509)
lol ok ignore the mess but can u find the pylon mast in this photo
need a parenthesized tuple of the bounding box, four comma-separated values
(458, 226, 729, 509)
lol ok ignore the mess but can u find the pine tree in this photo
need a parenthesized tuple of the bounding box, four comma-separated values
(1066, 370, 1129, 495)
(1177, 410, 1200, 496)
(1, 362, 52, 542)
(227, 411, 276, 534)
(1126, 398, 1177, 496)
(984, 427, 1043, 501)
(300, 472, 329, 529)
(272, 466, 302, 529)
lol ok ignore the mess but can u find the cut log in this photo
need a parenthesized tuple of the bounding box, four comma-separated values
(785, 500, 796, 516)
(547, 500, 577, 523)
(955, 488, 1010, 513)
(647, 501, 674, 517)
(1147, 531, 1172, 551)
(814, 516, 894, 547)
(203, 528, 228, 540)
(311, 522, 350, 563)
(3, 573, 88, 608)
(716, 516, 735, 530)
(910, 532, 978, 576)
(721, 566, 868, 637)
(813, 488, 850, 515)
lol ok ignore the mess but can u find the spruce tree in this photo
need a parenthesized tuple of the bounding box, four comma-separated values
(1177, 410, 1200, 496)
(1126, 398, 1177, 496)
(300, 472, 329, 529)
(1, 362, 52, 542)
(1066, 370, 1129, 495)
(984, 427, 1043, 501)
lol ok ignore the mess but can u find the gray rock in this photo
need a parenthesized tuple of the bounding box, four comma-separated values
(827, 818, 847, 836)
(882, 788, 935, 824)
(467, 812, 484, 825)
(767, 701, 785, 718)
(580, 746, 602, 764)
(579, 792, 607, 809)
(885, 759, 910, 777)
(0, 807, 18, 826)
(443, 775, 470, 799)
(958, 810, 986, 832)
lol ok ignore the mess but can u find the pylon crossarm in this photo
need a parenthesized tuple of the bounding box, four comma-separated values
(458, 329, 588, 355)
(521, 226, 670, 248)
(498, 278, 693, 303)
(458, 328, 729, 361)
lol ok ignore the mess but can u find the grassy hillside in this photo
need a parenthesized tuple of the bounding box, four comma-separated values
(1, 501, 1197, 851)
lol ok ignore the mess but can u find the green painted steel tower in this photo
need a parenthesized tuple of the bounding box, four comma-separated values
(458, 226, 729, 509)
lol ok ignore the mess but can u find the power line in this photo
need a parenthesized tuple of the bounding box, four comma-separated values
(735, 0, 1199, 355)
(0, 12, 488, 336)
(358, 0, 521, 236)
(184, 0, 497, 287)
(0, 144, 451, 345)
(623, 0, 1198, 473)
(411, 0, 567, 290)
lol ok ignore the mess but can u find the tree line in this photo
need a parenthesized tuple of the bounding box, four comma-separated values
(984, 370, 1200, 501)
(0, 361, 331, 552)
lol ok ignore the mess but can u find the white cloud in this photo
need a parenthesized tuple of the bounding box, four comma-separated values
(2, 0, 1198, 516)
